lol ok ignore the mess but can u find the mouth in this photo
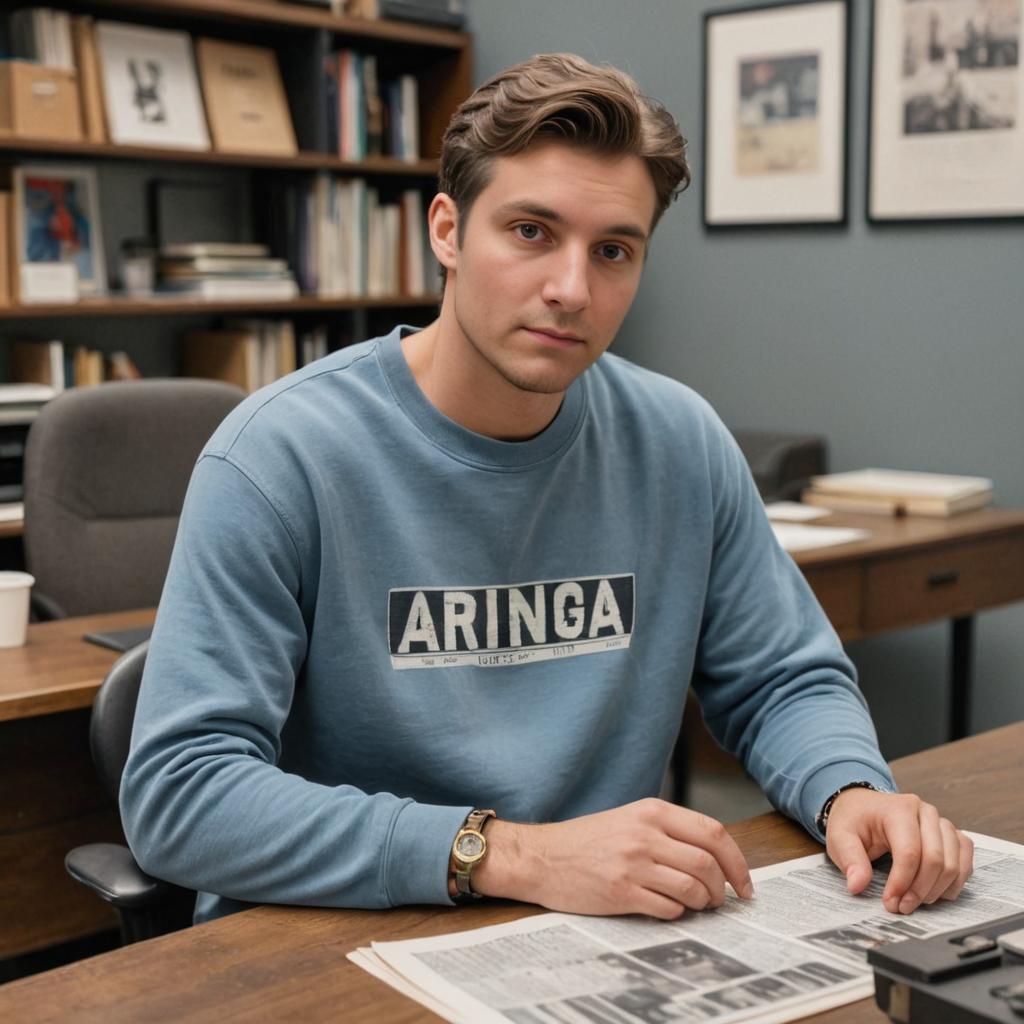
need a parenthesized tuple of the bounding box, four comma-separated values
(524, 327, 586, 348)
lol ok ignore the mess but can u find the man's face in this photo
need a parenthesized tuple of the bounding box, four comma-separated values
(445, 142, 657, 397)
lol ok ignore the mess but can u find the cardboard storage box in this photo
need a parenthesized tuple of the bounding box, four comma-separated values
(0, 62, 84, 141)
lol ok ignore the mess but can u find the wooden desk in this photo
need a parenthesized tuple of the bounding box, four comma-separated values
(793, 507, 1024, 740)
(0, 723, 1018, 1023)
(0, 609, 155, 962)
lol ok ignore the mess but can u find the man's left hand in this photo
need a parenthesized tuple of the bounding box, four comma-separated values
(824, 789, 973, 914)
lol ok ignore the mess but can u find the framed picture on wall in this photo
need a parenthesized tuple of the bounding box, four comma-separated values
(703, 0, 851, 227)
(868, 0, 1024, 222)
(95, 21, 210, 151)
(13, 164, 107, 299)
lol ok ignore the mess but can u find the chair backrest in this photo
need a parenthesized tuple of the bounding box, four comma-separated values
(23, 379, 243, 616)
(90, 640, 150, 801)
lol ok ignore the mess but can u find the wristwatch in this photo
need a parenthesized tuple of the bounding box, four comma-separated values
(450, 809, 496, 901)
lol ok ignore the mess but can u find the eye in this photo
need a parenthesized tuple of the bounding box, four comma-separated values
(598, 243, 629, 263)
(514, 222, 544, 241)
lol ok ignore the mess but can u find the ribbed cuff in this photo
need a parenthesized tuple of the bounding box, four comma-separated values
(799, 761, 897, 841)
(383, 800, 474, 907)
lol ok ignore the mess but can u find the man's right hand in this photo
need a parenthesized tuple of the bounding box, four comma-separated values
(471, 798, 754, 919)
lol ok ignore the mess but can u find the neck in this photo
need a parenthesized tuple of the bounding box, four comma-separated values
(401, 295, 565, 441)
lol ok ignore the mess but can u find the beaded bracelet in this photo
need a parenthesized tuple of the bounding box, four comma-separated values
(815, 780, 880, 837)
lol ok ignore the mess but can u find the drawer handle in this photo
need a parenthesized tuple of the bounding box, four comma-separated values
(928, 569, 960, 588)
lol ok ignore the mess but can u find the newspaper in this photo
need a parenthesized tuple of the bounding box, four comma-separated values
(348, 831, 1024, 1023)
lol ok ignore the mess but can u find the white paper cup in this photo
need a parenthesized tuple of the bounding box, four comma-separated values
(0, 572, 35, 648)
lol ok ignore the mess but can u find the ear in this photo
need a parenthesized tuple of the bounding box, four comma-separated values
(428, 192, 459, 272)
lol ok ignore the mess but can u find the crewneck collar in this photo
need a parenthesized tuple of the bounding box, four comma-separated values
(377, 325, 587, 472)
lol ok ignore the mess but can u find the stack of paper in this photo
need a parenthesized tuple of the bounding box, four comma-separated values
(803, 469, 994, 518)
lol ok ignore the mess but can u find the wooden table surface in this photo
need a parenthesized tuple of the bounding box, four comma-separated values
(788, 506, 1024, 567)
(0, 721, 1019, 1023)
(0, 608, 154, 722)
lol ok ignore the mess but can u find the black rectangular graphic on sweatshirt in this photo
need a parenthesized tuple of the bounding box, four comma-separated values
(388, 573, 634, 669)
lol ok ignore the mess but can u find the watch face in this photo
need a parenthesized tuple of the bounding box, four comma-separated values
(456, 831, 485, 859)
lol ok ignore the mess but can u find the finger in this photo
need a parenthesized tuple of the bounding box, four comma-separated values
(826, 824, 875, 896)
(644, 863, 714, 911)
(880, 799, 924, 912)
(633, 886, 687, 921)
(897, 803, 945, 914)
(651, 835, 727, 906)
(940, 831, 975, 902)
(921, 819, 963, 904)
(665, 810, 753, 900)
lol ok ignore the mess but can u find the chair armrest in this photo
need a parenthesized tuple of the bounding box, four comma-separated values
(65, 842, 169, 909)
(30, 590, 68, 622)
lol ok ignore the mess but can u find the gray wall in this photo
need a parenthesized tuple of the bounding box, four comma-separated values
(468, 0, 1024, 758)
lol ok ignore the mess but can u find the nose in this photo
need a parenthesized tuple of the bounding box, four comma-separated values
(541, 244, 591, 313)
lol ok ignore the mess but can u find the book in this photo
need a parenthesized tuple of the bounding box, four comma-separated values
(0, 192, 10, 307)
(10, 339, 66, 390)
(72, 345, 104, 386)
(196, 38, 297, 157)
(801, 488, 994, 518)
(107, 350, 142, 380)
(159, 277, 299, 300)
(804, 468, 995, 518)
(71, 15, 107, 142)
(0, 382, 58, 404)
(159, 256, 289, 277)
(182, 328, 261, 392)
(224, 318, 298, 386)
(160, 243, 269, 259)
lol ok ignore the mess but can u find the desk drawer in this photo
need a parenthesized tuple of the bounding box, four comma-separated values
(865, 535, 1024, 632)
(803, 564, 862, 640)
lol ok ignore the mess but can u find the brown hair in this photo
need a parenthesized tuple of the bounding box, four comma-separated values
(439, 52, 690, 244)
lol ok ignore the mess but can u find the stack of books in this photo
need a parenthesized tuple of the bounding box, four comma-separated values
(0, 383, 57, 425)
(803, 469, 994, 518)
(158, 244, 299, 301)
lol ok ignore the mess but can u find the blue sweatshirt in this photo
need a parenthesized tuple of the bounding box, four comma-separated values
(121, 325, 894, 923)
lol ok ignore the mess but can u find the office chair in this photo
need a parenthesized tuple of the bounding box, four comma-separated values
(23, 379, 244, 619)
(64, 640, 195, 944)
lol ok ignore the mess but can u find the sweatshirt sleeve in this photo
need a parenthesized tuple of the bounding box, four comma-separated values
(689, 420, 896, 839)
(120, 453, 471, 910)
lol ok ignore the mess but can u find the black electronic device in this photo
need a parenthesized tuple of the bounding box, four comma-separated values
(868, 911, 1024, 1022)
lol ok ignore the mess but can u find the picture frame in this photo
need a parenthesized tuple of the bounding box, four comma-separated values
(703, 0, 851, 228)
(94, 21, 210, 151)
(868, 0, 1024, 223)
(13, 164, 107, 298)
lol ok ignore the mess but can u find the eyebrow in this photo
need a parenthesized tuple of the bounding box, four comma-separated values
(492, 200, 649, 244)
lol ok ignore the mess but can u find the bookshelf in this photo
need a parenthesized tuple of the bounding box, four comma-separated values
(0, 1, 473, 380)
(2, 294, 440, 318)
(0, 1, 470, 966)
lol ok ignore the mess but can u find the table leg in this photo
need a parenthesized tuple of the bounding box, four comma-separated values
(950, 616, 974, 741)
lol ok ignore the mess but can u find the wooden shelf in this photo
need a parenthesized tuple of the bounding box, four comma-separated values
(0, 295, 440, 319)
(0, 136, 439, 175)
(82, 0, 470, 49)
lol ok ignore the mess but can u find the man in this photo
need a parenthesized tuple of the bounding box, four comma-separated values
(122, 53, 972, 924)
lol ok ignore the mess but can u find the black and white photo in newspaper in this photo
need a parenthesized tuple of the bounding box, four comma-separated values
(348, 831, 1024, 1023)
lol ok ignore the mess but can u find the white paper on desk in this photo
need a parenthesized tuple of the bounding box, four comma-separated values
(771, 522, 871, 552)
(351, 832, 1024, 1024)
(0, 503, 24, 524)
(764, 501, 831, 522)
